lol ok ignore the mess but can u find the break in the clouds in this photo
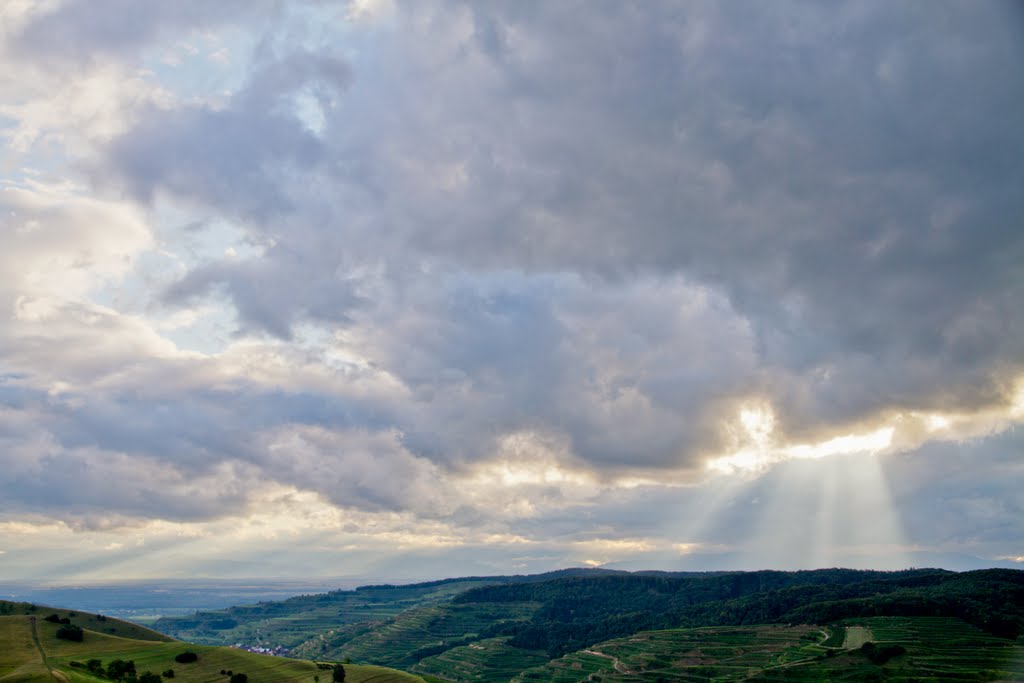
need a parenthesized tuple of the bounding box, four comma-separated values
(1, 0, 1022, 580)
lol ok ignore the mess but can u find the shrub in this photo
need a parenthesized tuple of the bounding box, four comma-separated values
(860, 641, 907, 665)
(106, 659, 136, 681)
(174, 652, 199, 664)
(139, 673, 163, 683)
(44, 614, 62, 624)
(163, 670, 175, 678)
(56, 624, 83, 642)
(230, 674, 248, 683)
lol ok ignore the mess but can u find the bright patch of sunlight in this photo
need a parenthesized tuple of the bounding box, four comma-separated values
(709, 403, 894, 474)
(784, 427, 894, 461)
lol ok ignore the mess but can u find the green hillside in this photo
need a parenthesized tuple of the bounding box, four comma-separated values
(154, 570, 623, 651)
(0, 610, 424, 683)
(296, 601, 542, 666)
(154, 578, 503, 649)
(0, 601, 172, 643)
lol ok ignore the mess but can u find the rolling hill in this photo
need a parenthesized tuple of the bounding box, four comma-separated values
(0, 601, 424, 683)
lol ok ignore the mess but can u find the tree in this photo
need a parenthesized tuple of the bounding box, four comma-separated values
(105, 659, 136, 681)
(174, 652, 198, 664)
(56, 624, 83, 642)
(230, 673, 248, 683)
(332, 664, 346, 683)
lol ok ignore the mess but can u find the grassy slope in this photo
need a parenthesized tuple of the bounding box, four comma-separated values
(0, 616, 48, 683)
(0, 601, 171, 643)
(0, 610, 424, 683)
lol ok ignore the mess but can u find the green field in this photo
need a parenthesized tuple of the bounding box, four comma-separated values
(840, 626, 872, 649)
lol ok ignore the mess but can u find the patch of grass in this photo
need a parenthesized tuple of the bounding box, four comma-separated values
(841, 625, 872, 649)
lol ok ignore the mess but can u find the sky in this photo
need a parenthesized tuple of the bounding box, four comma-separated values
(0, 0, 1023, 583)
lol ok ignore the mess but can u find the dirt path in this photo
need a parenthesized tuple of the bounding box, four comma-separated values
(581, 650, 632, 674)
(27, 617, 68, 682)
(842, 626, 873, 649)
(28, 618, 47, 666)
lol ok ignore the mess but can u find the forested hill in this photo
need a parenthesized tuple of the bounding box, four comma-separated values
(455, 568, 1023, 657)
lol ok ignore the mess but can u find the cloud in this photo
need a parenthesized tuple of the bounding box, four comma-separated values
(0, 0, 1022, 577)
(4, 0, 277, 64)
(93, 0, 1023, 435)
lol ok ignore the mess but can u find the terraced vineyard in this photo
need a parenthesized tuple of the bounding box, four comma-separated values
(507, 617, 1024, 683)
(412, 637, 548, 683)
(850, 616, 1024, 681)
(156, 579, 500, 650)
(305, 601, 542, 667)
(512, 625, 827, 683)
